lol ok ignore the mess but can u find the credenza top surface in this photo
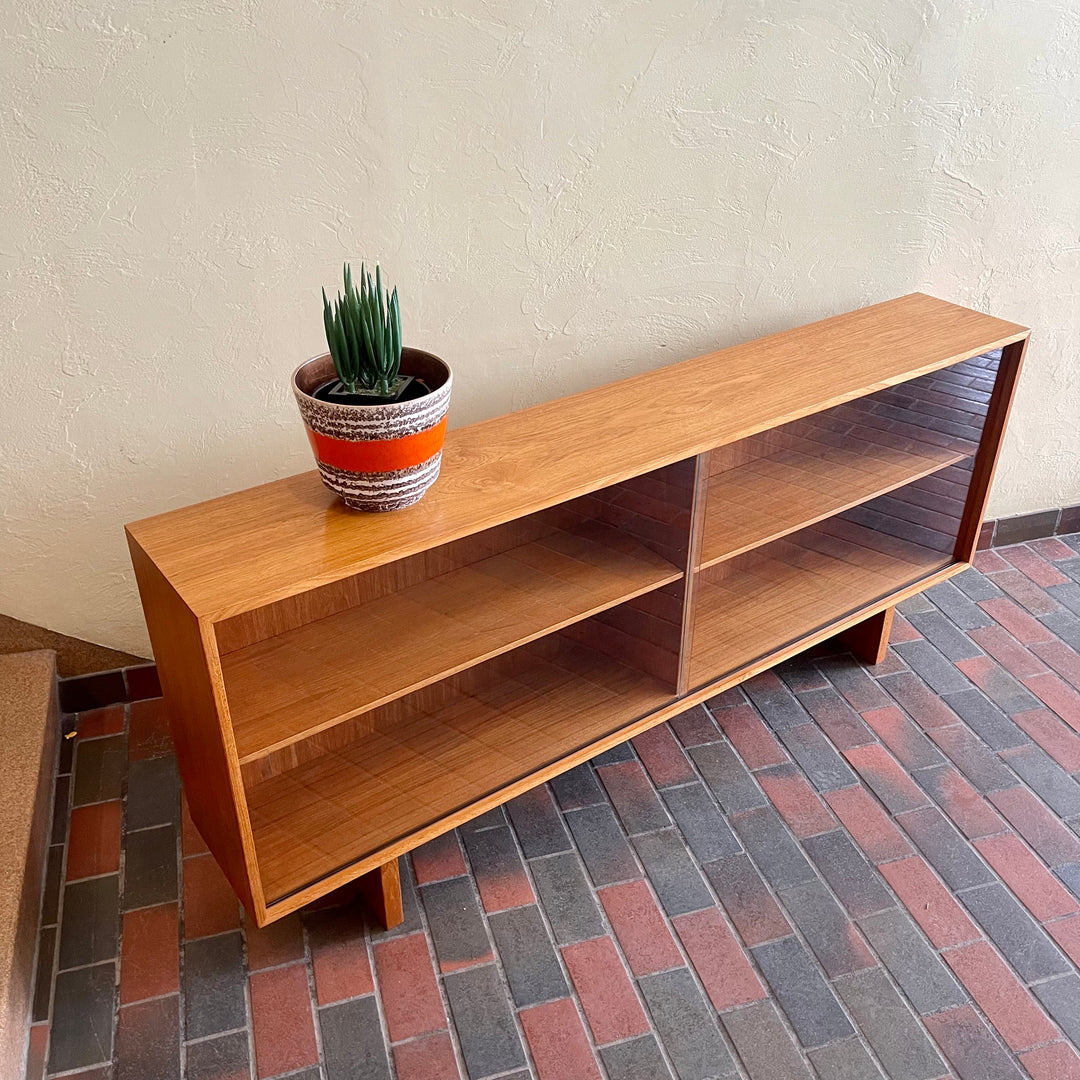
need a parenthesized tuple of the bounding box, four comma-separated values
(126, 292, 1027, 621)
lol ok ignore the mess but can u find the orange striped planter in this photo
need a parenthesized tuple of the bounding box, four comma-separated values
(293, 348, 452, 511)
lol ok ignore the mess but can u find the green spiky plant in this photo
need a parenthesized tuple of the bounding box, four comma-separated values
(322, 263, 402, 399)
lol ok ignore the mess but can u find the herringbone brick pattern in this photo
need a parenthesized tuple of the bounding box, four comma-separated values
(26, 533, 1080, 1079)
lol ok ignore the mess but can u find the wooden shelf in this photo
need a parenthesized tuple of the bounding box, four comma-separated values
(700, 439, 968, 568)
(690, 519, 950, 688)
(698, 350, 996, 568)
(223, 522, 682, 763)
(247, 639, 672, 901)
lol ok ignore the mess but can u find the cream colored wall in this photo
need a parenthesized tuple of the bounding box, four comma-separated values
(2, 1, 1078, 656)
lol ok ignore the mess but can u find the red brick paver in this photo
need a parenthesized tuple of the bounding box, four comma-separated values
(825, 784, 914, 863)
(561, 936, 650, 1045)
(990, 786, 1080, 866)
(119, 903, 179, 1004)
(1013, 708, 1080, 771)
(715, 703, 788, 768)
(77, 705, 125, 739)
(598, 880, 683, 976)
(673, 907, 766, 1011)
(182, 852, 241, 938)
(843, 744, 928, 812)
(309, 907, 374, 1005)
(1023, 672, 1080, 731)
(127, 697, 172, 759)
(944, 941, 1060, 1050)
(1022, 1041, 1080, 1080)
(975, 833, 1079, 921)
(66, 801, 121, 879)
(923, 765, 1006, 840)
(880, 857, 982, 947)
(249, 963, 319, 1078)
(520, 998, 602, 1080)
(180, 795, 209, 857)
(1000, 544, 1071, 587)
(632, 723, 697, 787)
(757, 765, 836, 837)
(392, 1032, 461, 1080)
(1047, 913, 1080, 967)
(245, 912, 305, 971)
(411, 831, 468, 885)
(980, 596, 1056, 644)
(372, 933, 446, 1042)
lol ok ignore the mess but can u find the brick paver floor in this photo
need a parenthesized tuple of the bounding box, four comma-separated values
(25, 532, 1080, 1079)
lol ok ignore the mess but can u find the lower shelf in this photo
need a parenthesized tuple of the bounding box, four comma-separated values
(247, 637, 673, 902)
(689, 518, 952, 688)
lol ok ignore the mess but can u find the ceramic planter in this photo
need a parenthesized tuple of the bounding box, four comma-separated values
(293, 348, 452, 511)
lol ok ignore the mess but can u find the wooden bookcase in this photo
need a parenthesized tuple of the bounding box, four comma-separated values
(126, 293, 1029, 927)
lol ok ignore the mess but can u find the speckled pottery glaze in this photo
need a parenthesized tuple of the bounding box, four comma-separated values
(293, 348, 452, 511)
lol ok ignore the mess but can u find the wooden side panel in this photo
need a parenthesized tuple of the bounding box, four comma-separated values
(127, 532, 264, 918)
(954, 338, 1029, 562)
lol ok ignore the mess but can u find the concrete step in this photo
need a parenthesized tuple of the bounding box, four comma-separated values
(0, 651, 58, 1080)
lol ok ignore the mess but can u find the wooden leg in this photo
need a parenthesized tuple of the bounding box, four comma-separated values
(357, 859, 404, 930)
(837, 606, 895, 666)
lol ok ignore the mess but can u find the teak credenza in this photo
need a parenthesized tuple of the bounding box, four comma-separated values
(126, 293, 1029, 927)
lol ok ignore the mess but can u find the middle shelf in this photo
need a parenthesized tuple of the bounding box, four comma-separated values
(223, 519, 683, 764)
(700, 436, 969, 569)
(699, 349, 993, 569)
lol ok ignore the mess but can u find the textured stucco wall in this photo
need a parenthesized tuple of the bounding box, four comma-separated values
(2, 1, 1078, 656)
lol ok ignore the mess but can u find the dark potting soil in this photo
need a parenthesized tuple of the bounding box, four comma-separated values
(311, 377, 432, 407)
